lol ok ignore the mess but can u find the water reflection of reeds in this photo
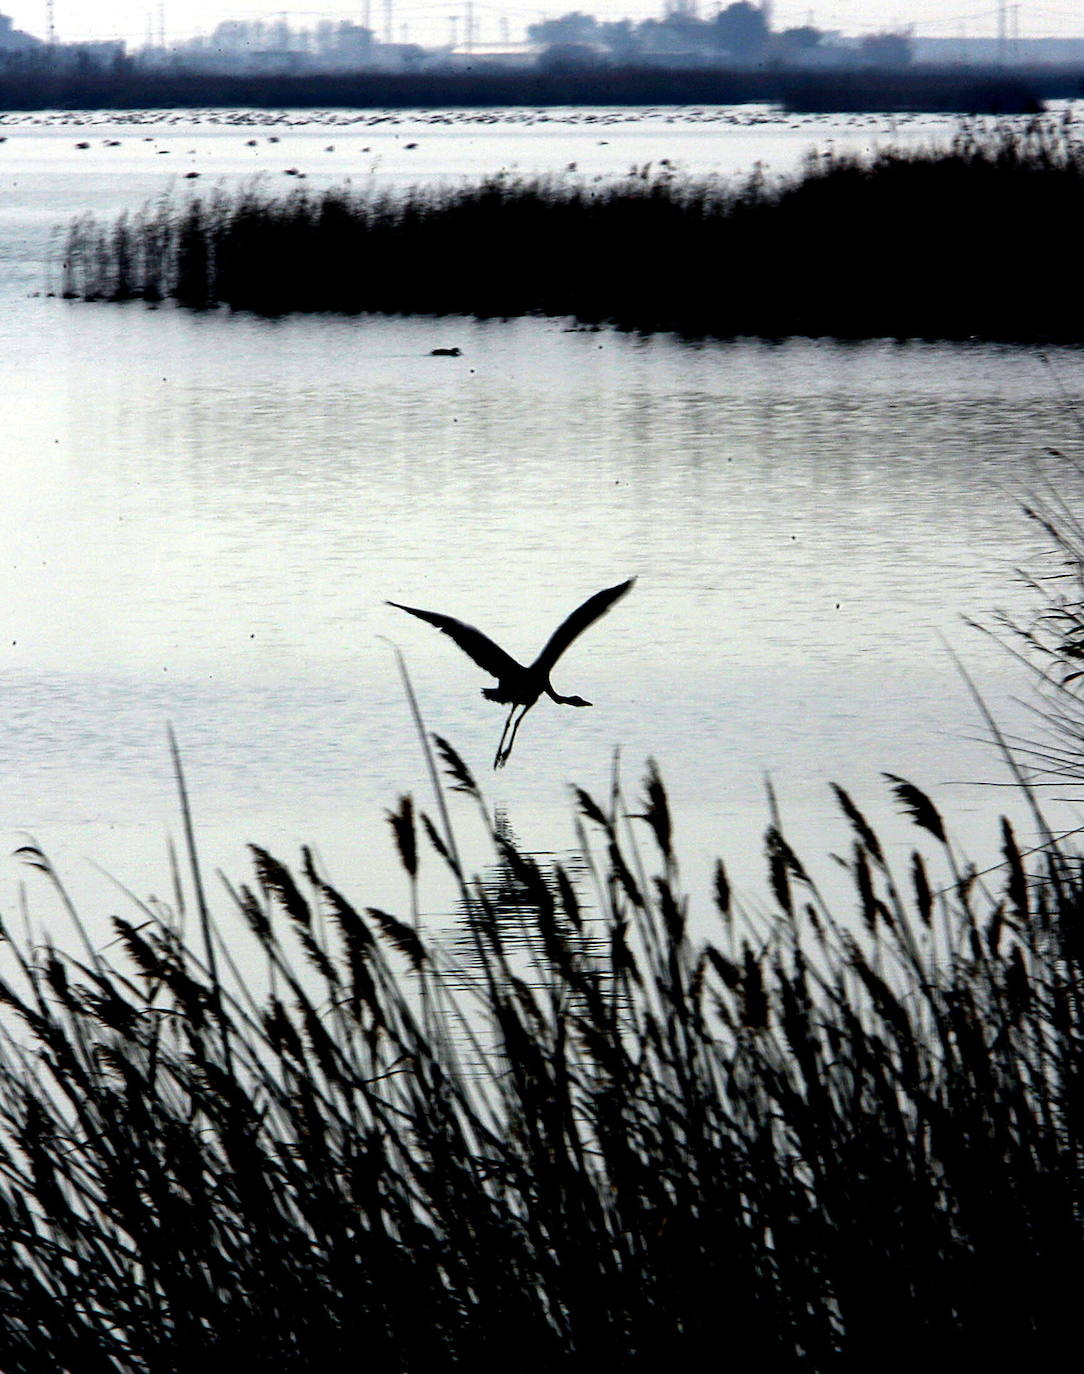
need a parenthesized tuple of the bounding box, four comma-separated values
(446, 812, 607, 987)
(59, 116, 1084, 340)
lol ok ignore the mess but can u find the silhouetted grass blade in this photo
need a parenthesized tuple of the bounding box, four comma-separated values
(883, 774, 948, 843)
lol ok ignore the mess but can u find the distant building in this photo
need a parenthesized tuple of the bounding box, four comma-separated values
(167, 19, 311, 73)
(914, 36, 1084, 67)
(769, 29, 851, 69)
(430, 42, 541, 70)
(0, 12, 43, 53)
(151, 17, 428, 74)
(312, 22, 376, 71)
(1, 13, 123, 71)
(362, 42, 426, 71)
(58, 41, 126, 71)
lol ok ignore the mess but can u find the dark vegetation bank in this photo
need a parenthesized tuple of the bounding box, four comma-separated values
(61, 119, 1084, 341)
(0, 66, 1059, 114)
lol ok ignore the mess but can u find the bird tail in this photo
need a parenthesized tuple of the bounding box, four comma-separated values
(482, 686, 512, 703)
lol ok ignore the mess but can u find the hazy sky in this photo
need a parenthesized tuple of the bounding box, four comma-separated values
(6, 2, 1084, 49)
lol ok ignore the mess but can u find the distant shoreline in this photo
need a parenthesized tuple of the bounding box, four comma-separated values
(0, 65, 1071, 115)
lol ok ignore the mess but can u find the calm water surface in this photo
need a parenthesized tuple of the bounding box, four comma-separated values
(2, 105, 1083, 942)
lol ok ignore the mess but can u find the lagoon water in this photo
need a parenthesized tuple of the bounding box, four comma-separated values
(3, 104, 1084, 941)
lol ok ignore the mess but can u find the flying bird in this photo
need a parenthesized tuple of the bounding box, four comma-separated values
(388, 578, 635, 768)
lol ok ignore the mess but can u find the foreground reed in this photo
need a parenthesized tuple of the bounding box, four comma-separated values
(0, 726, 1080, 1370)
(59, 116, 1084, 340)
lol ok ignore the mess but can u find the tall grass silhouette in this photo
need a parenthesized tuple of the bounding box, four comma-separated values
(0, 717, 1081, 1368)
(60, 117, 1084, 340)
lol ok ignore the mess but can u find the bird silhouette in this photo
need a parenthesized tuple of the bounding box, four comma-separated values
(388, 578, 635, 768)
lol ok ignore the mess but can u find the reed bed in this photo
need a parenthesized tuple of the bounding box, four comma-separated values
(59, 116, 1084, 340)
(0, 723, 1081, 1371)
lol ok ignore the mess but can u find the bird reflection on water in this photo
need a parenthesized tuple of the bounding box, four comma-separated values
(387, 578, 635, 767)
(446, 806, 608, 995)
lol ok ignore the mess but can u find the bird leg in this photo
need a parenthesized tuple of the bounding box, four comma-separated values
(497, 703, 534, 769)
(494, 705, 518, 770)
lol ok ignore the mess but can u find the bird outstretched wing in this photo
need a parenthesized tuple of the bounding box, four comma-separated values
(535, 578, 635, 673)
(387, 601, 523, 681)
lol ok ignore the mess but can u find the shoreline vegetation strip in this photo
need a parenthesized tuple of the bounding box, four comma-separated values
(59, 117, 1084, 341)
(0, 66, 1061, 116)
